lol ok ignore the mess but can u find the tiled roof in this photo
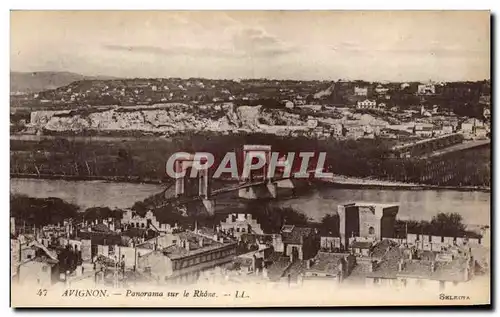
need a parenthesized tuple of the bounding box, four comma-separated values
(281, 227, 314, 244)
(366, 247, 404, 279)
(350, 241, 372, 249)
(160, 231, 236, 260)
(397, 258, 469, 282)
(92, 223, 112, 233)
(370, 240, 397, 258)
(266, 256, 291, 281)
(306, 252, 344, 275)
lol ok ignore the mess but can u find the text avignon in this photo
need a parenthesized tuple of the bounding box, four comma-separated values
(61, 289, 108, 297)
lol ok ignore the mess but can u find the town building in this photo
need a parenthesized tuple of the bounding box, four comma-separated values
(18, 256, 59, 287)
(354, 87, 368, 96)
(356, 99, 377, 109)
(302, 252, 356, 284)
(136, 228, 237, 284)
(279, 225, 319, 261)
(121, 210, 179, 233)
(374, 84, 389, 95)
(219, 213, 264, 238)
(417, 83, 436, 95)
(320, 236, 342, 252)
(337, 203, 399, 250)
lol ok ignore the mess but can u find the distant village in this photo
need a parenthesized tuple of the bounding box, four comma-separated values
(11, 201, 490, 292)
(10, 78, 491, 145)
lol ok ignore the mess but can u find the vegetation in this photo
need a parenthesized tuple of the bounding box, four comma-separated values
(394, 212, 481, 238)
(10, 132, 491, 187)
(10, 194, 79, 226)
(319, 214, 340, 237)
(80, 207, 124, 222)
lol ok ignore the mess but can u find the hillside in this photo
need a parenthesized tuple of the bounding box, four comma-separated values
(10, 71, 114, 94)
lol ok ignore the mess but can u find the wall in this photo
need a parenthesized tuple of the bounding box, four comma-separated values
(18, 261, 53, 287)
(220, 213, 264, 238)
(286, 243, 304, 261)
(320, 236, 341, 251)
(406, 233, 483, 248)
(117, 246, 138, 268)
(358, 206, 381, 240)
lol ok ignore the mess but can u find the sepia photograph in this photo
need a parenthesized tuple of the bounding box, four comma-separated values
(9, 10, 491, 307)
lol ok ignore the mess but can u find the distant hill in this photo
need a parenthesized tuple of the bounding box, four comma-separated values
(10, 71, 115, 94)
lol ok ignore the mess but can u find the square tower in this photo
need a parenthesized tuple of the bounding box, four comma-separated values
(337, 202, 399, 250)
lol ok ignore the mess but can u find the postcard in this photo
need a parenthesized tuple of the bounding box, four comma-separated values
(10, 10, 491, 307)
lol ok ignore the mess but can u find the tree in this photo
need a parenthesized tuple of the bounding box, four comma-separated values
(10, 194, 79, 226)
(81, 207, 124, 222)
(430, 212, 466, 237)
(320, 214, 339, 237)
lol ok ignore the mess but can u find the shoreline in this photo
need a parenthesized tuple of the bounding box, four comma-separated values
(10, 173, 491, 193)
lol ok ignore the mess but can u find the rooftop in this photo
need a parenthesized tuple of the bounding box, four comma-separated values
(281, 226, 314, 244)
(397, 258, 469, 282)
(161, 230, 236, 260)
(306, 252, 346, 275)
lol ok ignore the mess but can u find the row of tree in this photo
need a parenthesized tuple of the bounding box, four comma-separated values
(318, 212, 481, 239)
(11, 131, 490, 187)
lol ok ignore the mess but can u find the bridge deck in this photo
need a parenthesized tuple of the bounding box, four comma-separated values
(423, 139, 490, 158)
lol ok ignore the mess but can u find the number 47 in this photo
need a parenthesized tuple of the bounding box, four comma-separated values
(37, 289, 47, 296)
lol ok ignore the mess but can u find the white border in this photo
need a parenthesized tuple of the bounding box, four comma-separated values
(2, 1, 497, 316)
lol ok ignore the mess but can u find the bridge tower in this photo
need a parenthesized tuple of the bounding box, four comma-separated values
(239, 144, 277, 199)
(241, 144, 272, 182)
(173, 154, 214, 214)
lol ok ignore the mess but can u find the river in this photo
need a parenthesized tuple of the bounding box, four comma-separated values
(10, 178, 490, 226)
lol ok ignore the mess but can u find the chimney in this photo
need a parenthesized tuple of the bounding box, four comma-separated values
(430, 261, 436, 272)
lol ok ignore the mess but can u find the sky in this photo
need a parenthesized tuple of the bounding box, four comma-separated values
(10, 11, 491, 82)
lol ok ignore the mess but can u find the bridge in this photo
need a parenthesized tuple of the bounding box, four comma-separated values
(157, 145, 319, 214)
(390, 133, 464, 158)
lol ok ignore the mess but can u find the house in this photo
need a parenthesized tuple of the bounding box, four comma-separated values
(18, 256, 59, 287)
(417, 83, 436, 95)
(349, 240, 374, 257)
(121, 210, 180, 233)
(17, 240, 60, 287)
(219, 213, 264, 238)
(320, 236, 342, 252)
(374, 84, 389, 94)
(346, 239, 476, 291)
(302, 252, 356, 283)
(137, 228, 237, 284)
(280, 225, 319, 261)
(354, 87, 368, 96)
(474, 126, 488, 139)
(356, 99, 377, 109)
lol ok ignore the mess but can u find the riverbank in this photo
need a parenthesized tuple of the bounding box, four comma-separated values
(10, 177, 491, 226)
(11, 173, 491, 193)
